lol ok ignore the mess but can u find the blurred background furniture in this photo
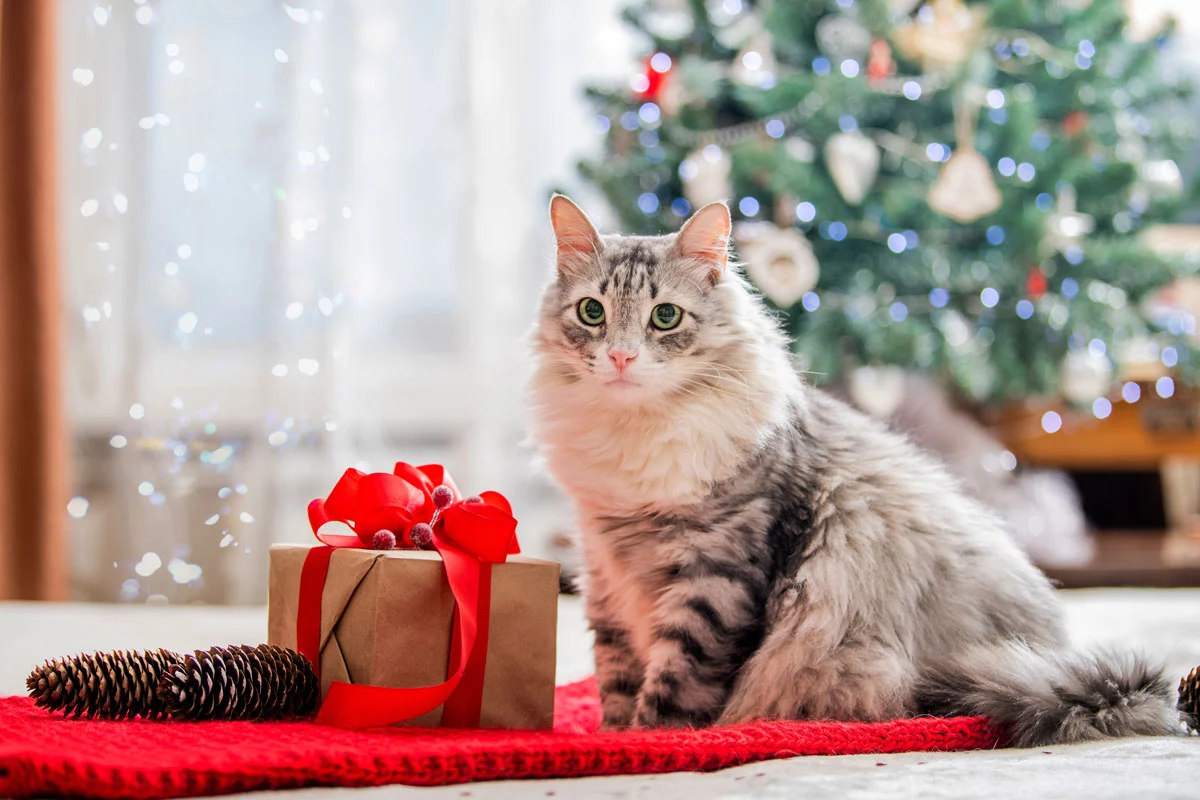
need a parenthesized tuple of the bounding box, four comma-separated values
(989, 224, 1200, 585)
(992, 394, 1200, 585)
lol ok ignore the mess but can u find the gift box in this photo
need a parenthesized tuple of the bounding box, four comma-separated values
(268, 545, 559, 729)
(268, 463, 560, 730)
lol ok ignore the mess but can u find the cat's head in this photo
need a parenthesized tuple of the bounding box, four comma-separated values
(533, 195, 765, 407)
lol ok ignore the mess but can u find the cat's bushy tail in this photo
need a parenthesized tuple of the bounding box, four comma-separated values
(916, 641, 1181, 747)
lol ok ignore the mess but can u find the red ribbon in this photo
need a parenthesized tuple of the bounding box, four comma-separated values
(297, 462, 519, 728)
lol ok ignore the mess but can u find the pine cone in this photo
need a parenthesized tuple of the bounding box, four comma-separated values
(1180, 665, 1200, 735)
(26, 649, 178, 719)
(157, 643, 319, 721)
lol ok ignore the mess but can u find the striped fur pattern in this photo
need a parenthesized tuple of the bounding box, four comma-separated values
(527, 197, 1180, 745)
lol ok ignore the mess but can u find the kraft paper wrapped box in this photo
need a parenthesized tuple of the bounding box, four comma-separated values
(268, 544, 560, 729)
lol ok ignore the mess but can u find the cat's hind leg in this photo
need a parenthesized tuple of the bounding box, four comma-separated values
(720, 613, 916, 724)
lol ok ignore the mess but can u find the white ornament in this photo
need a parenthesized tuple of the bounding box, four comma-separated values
(1043, 184, 1094, 254)
(730, 32, 776, 87)
(1139, 159, 1184, 199)
(682, 146, 732, 208)
(815, 13, 872, 62)
(1060, 349, 1113, 404)
(848, 366, 907, 419)
(1143, 277, 1200, 342)
(643, 0, 694, 39)
(785, 136, 817, 163)
(928, 149, 1002, 223)
(893, 0, 986, 72)
(734, 222, 820, 307)
(824, 131, 880, 206)
(1117, 335, 1166, 383)
(712, 6, 761, 50)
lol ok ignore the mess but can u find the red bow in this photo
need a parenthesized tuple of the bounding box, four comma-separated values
(297, 463, 519, 728)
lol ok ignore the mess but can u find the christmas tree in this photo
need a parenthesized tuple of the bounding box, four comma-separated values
(579, 0, 1197, 406)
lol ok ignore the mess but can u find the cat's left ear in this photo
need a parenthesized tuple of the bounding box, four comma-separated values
(673, 202, 731, 287)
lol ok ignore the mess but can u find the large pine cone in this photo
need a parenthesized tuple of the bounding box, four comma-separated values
(157, 643, 319, 721)
(1181, 666, 1199, 735)
(26, 649, 178, 719)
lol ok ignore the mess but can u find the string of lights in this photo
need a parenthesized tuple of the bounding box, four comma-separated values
(659, 26, 1077, 149)
(669, 72, 950, 147)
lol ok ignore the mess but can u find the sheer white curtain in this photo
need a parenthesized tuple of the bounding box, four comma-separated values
(59, 0, 632, 603)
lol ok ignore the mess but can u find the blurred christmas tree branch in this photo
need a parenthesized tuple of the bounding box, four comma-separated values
(578, 0, 1200, 405)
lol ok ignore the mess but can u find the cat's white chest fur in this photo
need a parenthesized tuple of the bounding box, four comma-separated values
(531, 383, 771, 508)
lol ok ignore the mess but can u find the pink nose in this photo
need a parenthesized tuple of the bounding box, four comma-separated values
(608, 348, 638, 372)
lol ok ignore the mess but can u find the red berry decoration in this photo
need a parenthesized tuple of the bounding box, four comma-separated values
(464, 496, 483, 504)
(635, 54, 668, 103)
(1062, 110, 1089, 138)
(410, 522, 434, 548)
(1026, 267, 1048, 300)
(866, 39, 895, 83)
(432, 485, 454, 509)
(372, 530, 396, 550)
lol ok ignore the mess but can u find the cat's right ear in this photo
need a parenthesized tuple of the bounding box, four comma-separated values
(550, 194, 603, 277)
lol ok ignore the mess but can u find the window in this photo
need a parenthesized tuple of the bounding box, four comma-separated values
(59, 0, 631, 603)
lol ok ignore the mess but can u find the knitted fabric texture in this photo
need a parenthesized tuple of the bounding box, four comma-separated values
(0, 678, 1003, 799)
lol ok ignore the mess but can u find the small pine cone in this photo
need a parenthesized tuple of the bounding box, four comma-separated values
(27, 649, 179, 720)
(158, 643, 318, 721)
(1180, 665, 1200, 735)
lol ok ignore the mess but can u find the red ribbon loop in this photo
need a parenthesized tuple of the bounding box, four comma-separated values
(438, 491, 519, 563)
(296, 463, 519, 728)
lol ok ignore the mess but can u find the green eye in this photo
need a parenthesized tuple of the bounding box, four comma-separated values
(651, 303, 682, 330)
(577, 297, 605, 326)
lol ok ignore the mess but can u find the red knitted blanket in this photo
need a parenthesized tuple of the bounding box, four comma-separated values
(0, 678, 1002, 799)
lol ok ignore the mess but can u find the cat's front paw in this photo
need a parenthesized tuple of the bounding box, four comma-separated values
(633, 692, 696, 729)
(600, 690, 637, 730)
(631, 704, 659, 729)
(600, 705, 635, 731)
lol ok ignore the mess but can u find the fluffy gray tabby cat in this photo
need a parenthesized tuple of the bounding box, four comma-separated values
(527, 196, 1180, 746)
